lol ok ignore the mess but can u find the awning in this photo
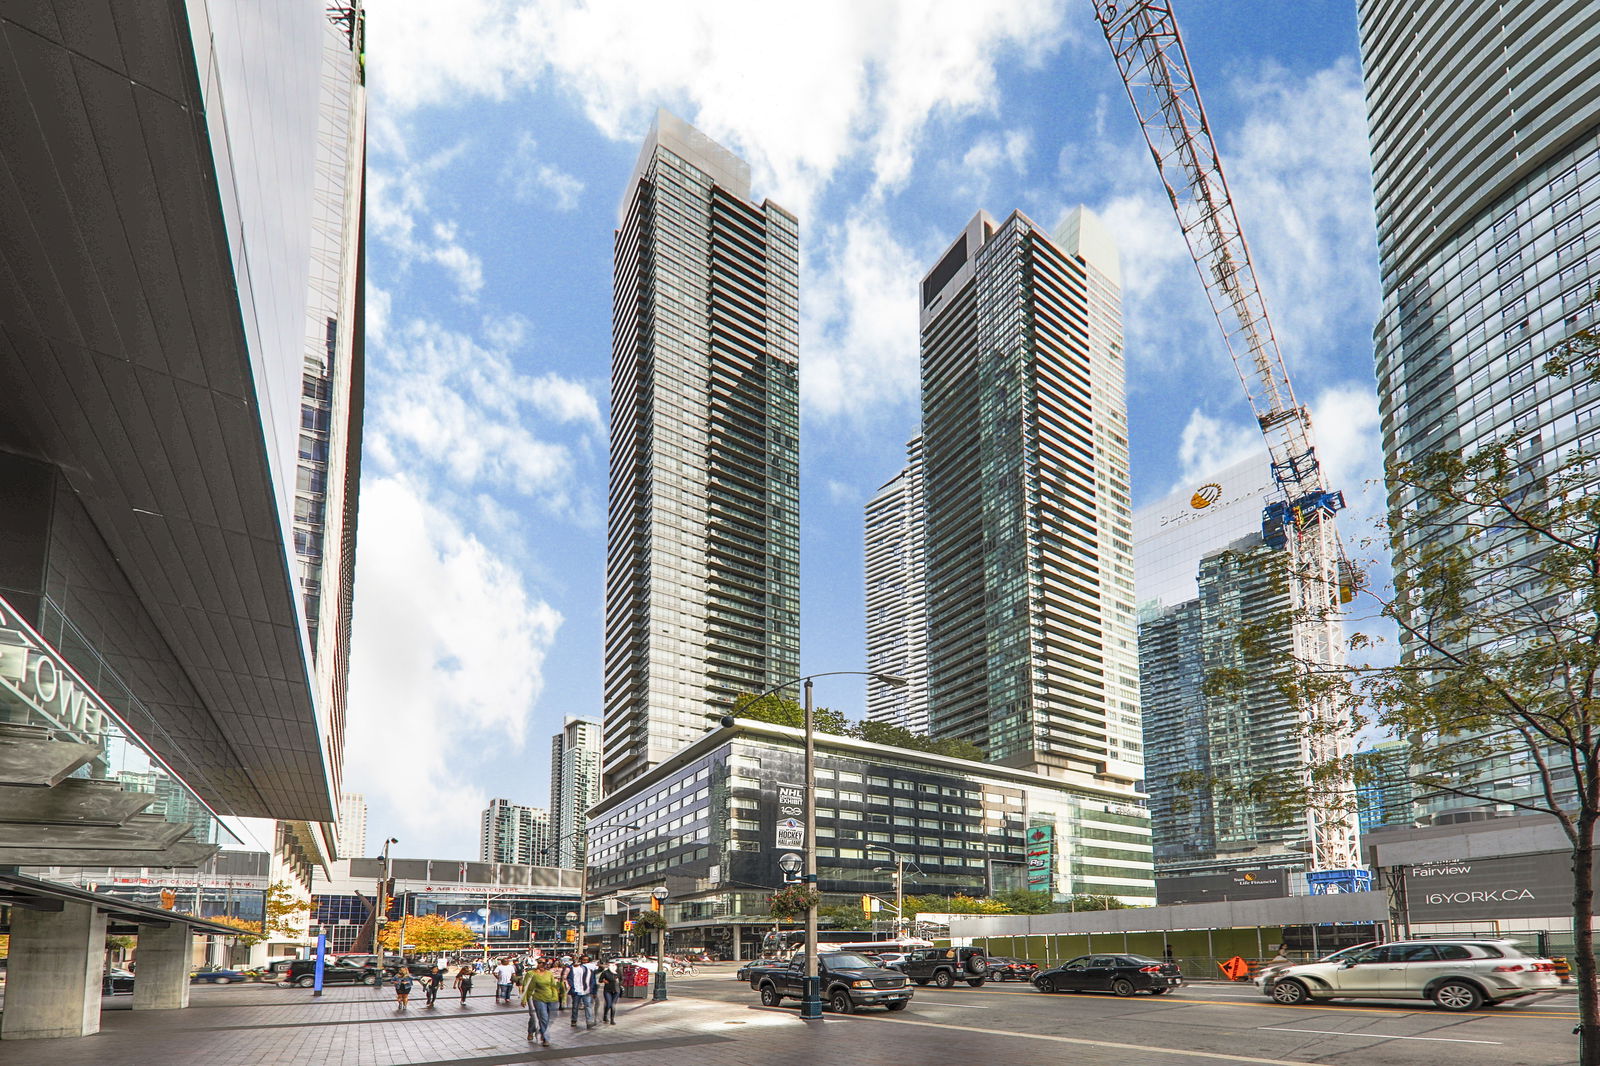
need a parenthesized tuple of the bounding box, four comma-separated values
(0, 873, 259, 937)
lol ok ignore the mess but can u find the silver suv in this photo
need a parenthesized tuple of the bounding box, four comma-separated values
(1266, 938, 1559, 1011)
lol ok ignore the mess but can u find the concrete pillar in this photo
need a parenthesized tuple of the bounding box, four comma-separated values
(1, 900, 107, 1040)
(132, 921, 192, 1011)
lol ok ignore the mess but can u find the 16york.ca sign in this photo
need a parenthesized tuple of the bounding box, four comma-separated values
(1406, 851, 1573, 921)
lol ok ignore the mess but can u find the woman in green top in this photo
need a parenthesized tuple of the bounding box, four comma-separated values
(519, 959, 560, 1045)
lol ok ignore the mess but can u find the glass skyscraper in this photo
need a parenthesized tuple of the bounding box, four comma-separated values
(549, 715, 601, 868)
(604, 111, 801, 793)
(1360, 0, 1600, 813)
(919, 207, 1140, 789)
(864, 434, 929, 733)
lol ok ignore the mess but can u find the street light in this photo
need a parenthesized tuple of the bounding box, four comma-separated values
(866, 845, 907, 937)
(374, 837, 398, 960)
(651, 886, 669, 1001)
(740, 670, 908, 1021)
(545, 821, 641, 958)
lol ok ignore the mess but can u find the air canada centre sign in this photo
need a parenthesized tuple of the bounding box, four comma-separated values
(1406, 851, 1576, 921)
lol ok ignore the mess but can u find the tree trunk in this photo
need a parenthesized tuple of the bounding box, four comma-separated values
(1577, 820, 1598, 1066)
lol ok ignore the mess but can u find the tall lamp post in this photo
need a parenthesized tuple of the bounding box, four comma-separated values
(739, 670, 908, 1021)
(650, 886, 669, 1001)
(374, 837, 398, 957)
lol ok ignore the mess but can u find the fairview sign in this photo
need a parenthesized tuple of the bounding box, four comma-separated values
(1405, 852, 1572, 921)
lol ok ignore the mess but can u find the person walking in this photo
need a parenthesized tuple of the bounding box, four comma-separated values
(596, 958, 620, 1025)
(393, 967, 413, 1011)
(519, 957, 560, 1046)
(567, 954, 597, 1030)
(423, 963, 443, 1008)
(453, 964, 474, 1006)
(494, 956, 518, 1005)
(553, 958, 569, 1013)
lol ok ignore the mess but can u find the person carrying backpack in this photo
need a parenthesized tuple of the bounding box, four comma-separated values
(453, 964, 474, 1006)
(393, 967, 413, 1011)
(596, 958, 620, 1025)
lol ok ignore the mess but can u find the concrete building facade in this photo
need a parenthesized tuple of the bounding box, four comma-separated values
(863, 434, 929, 733)
(918, 207, 1140, 789)
(1359, 0, 1600, 814)
(549, 716, 602, 868)
(603, 111, 801, 794)
(0, 0, 365, 1040)
(338, 792, 368, 858)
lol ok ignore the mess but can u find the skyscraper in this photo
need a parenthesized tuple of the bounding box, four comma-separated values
(479, 798, 550, 867)
(1359, 0, 1600, 812)
(604, 111, 801, 793)
(864, 434, 929, 733)
(919, 207, 1140, 788)
(338, 793, 368, 857)
(1355, 741, 1416, 835)
(1134, 456, 1304, 869)
(549, 716, 601, 868)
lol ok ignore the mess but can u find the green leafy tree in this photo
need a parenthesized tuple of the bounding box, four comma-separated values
(1274, 296, 1600, 1062)
(732, 692, 850, 735)
(851, 720, 985, 761)
(263, 881, 312, 939)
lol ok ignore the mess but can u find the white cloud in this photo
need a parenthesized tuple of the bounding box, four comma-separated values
(368, 315, 602, 518)
(368, 145, 486, 300)
(346, 474, 562, 857)
(801, 208, 925, 419)
(1175, 408, 1263, 489)
(369, 0, 1071, 218)
(502, 134, 585, 211)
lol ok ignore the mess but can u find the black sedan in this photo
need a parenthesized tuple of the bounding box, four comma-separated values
(1033, 954, 1182, 996)
(103, 968, 135, 995)
(986, 956, 1039, 982)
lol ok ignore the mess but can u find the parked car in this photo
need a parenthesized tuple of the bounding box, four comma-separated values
(985, 956, 1039, 982)
(103, 968, 136, 995)
(901, 946, 988, 988)
(749, 951, 913, 1014)
(245, 959, 296, 983)
(190, 966, 247, 985)
(285, 958, 381, 988)
(1264, 938, 1560, 1011)
(869, 952, 910, 971)
(1033, 954, 1182, 996)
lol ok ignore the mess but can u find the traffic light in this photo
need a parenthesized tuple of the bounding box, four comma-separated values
(622, 919, 634, 932)
(159, 889, 176, 910)
(510, 918, 521, 931)
(861, 894, 872, 918)
(565, 929, 576, 943)
(649, 895, 661, 912)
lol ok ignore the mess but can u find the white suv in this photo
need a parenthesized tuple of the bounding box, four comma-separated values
(1266, 938, 1560, 1011)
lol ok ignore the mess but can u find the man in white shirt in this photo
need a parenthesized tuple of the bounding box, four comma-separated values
(494, 957, 518, 1004)
(567, 954, 597, 1029)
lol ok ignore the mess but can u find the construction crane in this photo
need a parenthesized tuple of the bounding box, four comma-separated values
(1091, 0, 1365, 886)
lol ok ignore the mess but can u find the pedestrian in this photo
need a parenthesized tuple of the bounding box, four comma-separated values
(424, 963, 443, 1007)
(568, 953, 597, 1030)
(454, 964, 474, 1006)
(520, 956, 560, 1046)
(597, 958, 620, 1025)
(394, 967, 413, 1011)
(553, 958, 569, 1011)
(494, 956, 518, 1005)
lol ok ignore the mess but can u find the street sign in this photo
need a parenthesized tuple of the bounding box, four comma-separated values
(777, 783, 806, 819)
(776, 817, 805, 849)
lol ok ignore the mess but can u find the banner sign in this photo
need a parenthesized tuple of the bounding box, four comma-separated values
(1025, 826, 1054, 890)
(776, 783, 806, 819)
(1405, 852, 1574, 921)
(1157, 867, 1292, 905)
(776, 817, 805, 850)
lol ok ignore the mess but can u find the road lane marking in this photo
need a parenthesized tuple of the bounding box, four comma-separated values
(750, 1007, 1327, 1065)
(954, 986, 1579, 1018)
(1258, 1026, 1502, 1045)
(916, 1002, 990, 1009)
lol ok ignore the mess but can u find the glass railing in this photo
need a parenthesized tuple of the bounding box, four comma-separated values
(0, 592, 236, 851)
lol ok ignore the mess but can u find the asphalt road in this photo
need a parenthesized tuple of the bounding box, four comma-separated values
(684, 969, 1582, 1066)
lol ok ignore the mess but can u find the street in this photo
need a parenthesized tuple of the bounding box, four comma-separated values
(3, 964, 1580, 1066)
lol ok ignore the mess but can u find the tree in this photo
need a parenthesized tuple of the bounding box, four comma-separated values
(1308, 297, 1600, 1061)
(851, 720, 985, 761)
(733, 692, 849, 735)
(263, 881, 312, 940)
(377, 913, 477, 954)
(197, 914, 267, 947)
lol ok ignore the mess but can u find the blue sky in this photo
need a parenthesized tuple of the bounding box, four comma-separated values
(348, 0, 1385, 860)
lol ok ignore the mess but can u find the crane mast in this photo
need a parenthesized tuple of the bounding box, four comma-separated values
(1092, 0, 1363, 879)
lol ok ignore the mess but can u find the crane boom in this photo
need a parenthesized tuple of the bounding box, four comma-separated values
(1092, 0, 1363, 877)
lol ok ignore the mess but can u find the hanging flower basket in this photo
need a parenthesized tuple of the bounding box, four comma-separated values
(632, 910, 666, 931)
(767, 885, 820, 921)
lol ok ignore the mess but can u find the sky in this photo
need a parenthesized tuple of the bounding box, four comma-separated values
(346, 0, 1387, 861)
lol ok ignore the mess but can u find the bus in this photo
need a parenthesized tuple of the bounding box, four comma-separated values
(761, 929, 934, 958)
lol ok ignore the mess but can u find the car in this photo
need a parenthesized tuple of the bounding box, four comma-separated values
(870, 952, 910, 971)
(1254, 944, 1375, 990)
(901, 946, 989, 988)
(245, 959, 297, 983)
(985, 956, 1039, 982)
(285, 958, 381, 988)
(103, 968, 136, 995)
(190, 966, 247, 985)
(1264, 938, 1561, 1011)
(1033, 954, 1182, 996)
(749, 951, 913, 1014)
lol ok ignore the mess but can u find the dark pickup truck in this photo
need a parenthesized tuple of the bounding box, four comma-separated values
(749, 951, 914, 1014)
